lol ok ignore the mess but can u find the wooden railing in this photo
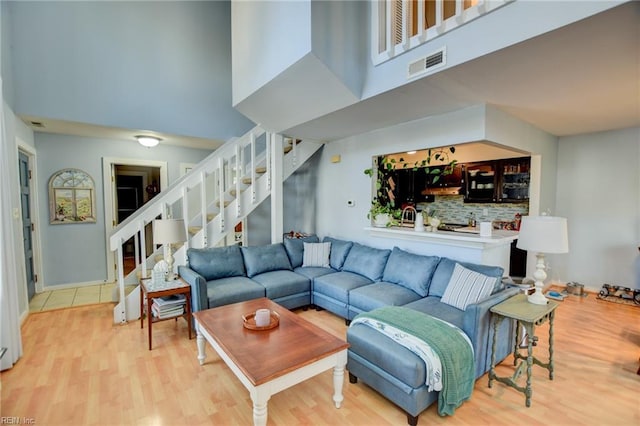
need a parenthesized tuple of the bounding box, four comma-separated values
(371, 0, 511, 65)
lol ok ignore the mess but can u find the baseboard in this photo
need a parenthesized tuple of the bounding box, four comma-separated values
(41, 280, 107, 292)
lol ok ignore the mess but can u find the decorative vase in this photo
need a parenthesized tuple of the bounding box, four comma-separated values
(373, 213, 390, 228)
(429, 217, 440, 232)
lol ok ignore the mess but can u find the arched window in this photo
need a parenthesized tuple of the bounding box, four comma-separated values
(49, 169, 96, 224)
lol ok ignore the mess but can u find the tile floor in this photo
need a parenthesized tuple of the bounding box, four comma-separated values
(29, 283, 137, 313)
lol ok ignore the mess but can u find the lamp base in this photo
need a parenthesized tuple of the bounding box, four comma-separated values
(527, 288, 548, 305)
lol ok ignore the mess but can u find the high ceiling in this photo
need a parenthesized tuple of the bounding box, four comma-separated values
(287, 1, 640, 141)
(24, 2, 639, 148)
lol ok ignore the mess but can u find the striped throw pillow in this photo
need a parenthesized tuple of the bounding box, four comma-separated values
(441, 263, 497, 310)
(302, 242, 331, 268)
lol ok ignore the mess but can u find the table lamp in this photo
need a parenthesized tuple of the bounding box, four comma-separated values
(153, 219, 187, 280)
(516, 215, 569, 305)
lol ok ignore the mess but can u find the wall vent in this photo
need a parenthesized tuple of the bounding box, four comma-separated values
(407, 47, 446, 79)
(30, 121, 45, 128)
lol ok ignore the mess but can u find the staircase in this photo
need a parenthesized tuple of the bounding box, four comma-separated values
(109, 125, 324, 323)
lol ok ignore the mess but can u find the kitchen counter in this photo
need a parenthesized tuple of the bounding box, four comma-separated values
(365, 226, 519, 274)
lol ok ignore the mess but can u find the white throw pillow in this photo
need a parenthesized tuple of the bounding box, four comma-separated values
(441, 263, 497, 310)
(302, 242, 331, 268)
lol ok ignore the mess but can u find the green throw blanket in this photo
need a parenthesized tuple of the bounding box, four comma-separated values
(353, 306, 474, 416)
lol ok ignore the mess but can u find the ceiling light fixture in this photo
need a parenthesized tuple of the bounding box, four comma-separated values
(136, 135, 161, 148)
(406, 150, 417, 155)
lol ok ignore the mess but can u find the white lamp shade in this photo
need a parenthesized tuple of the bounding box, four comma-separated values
(517, 215, 569, 253)
(153, 219, 186, 245)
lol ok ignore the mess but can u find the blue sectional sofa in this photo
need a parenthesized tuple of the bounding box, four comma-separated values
(178, 236, 517, 425)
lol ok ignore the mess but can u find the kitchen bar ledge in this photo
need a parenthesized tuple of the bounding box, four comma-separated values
(365, 226, 519, 274)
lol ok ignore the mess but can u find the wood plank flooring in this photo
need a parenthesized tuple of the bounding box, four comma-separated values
(2, 292, 639, 425)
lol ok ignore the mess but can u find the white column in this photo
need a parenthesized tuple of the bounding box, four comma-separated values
(270, 133, 284, 243)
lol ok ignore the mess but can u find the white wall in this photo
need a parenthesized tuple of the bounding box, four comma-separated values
(2, 102, 35, 322)
(555, 127, 639, 290)
(232, 0, 312, 105)
(315, 105, 562, 272)
(316, 105, 486, 254)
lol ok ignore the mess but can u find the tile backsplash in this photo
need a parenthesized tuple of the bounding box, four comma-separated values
(416, 195, 528, 225)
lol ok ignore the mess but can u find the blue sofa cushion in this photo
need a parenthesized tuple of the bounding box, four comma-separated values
(186, 245, 245, 281)
(429, 258, 504, 298)
(342, 243, 391, 281)
(349, 282, 422, 313)
(313, 271, 373, 303)
(241, 243, 292, 278)
(382, 247, 440, 297)
(251, 270, 311, 299)
(293, 266, 336, 280)
(205, 276, 265, 308)
(441, 263, 497, 310)
(323, 237, 353, 270)
(283, 235, 320, 268)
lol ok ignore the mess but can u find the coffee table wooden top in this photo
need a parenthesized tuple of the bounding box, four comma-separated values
(193, 298, 349, 386)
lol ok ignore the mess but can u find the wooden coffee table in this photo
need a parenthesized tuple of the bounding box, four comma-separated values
(193, 298, 349, 426)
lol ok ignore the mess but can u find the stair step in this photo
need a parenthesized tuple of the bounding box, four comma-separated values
(242, 177, 252, 185)
(216, 200, 230, 208)
(286, 138, 301, 145)
(188, 226, 202, 235)
(207, 213, 217, 221)
(255, 166, 267, 174)
(229, 188, 247, 197)
(283, 145, 293, 154)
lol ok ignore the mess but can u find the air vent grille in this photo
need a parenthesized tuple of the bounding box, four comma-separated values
(407, 47, 446, 79)
(30, 121, 45, 128)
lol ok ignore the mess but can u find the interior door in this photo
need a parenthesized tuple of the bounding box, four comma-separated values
(18, 151, 36, 300)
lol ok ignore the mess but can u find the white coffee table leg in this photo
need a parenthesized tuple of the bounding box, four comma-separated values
(196, 324, 206, 366)
(251, 388, 269, 426)
(332, 352, 347, 408)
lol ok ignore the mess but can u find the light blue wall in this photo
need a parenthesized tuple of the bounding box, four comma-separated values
(7, 0, 253, 140)
(1, 1, 15, 107)
(555, 127, 640, 289)
(35, 133, 212, 286)
(231, 0, 312, 105)
(311, 0, 366, 98)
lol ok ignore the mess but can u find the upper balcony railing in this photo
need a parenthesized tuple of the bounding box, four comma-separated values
(371, 0, 511, 66)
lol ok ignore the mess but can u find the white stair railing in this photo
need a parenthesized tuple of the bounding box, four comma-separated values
(109, 125, 323, 323)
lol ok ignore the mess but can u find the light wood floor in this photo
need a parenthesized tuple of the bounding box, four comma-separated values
(2, 292, 639, 425)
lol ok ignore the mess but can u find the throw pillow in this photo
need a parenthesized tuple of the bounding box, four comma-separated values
(241, 244, 292, 278)
(341, 243, 391, 282)
(382, 247, 440, 297)
(283, 235, 320, 268)
(187, 245, 245, 281)
(302, 242, 331, 268)
(323, 237, 354, 270)
(441, 263, 497, 310)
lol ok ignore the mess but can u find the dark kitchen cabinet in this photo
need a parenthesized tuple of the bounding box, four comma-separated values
(464, 157, 530, 203)
(498, 157, 530, 202)
(465, 161, 498, 202)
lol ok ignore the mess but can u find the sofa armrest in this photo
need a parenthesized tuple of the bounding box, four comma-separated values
(461, 287, 520, 377)
(178, 265, 208, 313)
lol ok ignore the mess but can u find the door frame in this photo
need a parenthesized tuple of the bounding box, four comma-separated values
(103, 157, 168, 284)
(16, 140, 44, 296)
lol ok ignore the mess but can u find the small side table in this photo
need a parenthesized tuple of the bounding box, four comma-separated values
(140, 277, 192, 350)
(488, 293, 559, 407)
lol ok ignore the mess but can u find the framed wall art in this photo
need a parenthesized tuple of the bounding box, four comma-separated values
(49, 168, 97, 224)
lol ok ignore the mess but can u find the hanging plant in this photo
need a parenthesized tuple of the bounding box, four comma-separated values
(364, 146, 457, 219)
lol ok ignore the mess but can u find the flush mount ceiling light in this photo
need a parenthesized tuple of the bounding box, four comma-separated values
(136, 135, 161, 148)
